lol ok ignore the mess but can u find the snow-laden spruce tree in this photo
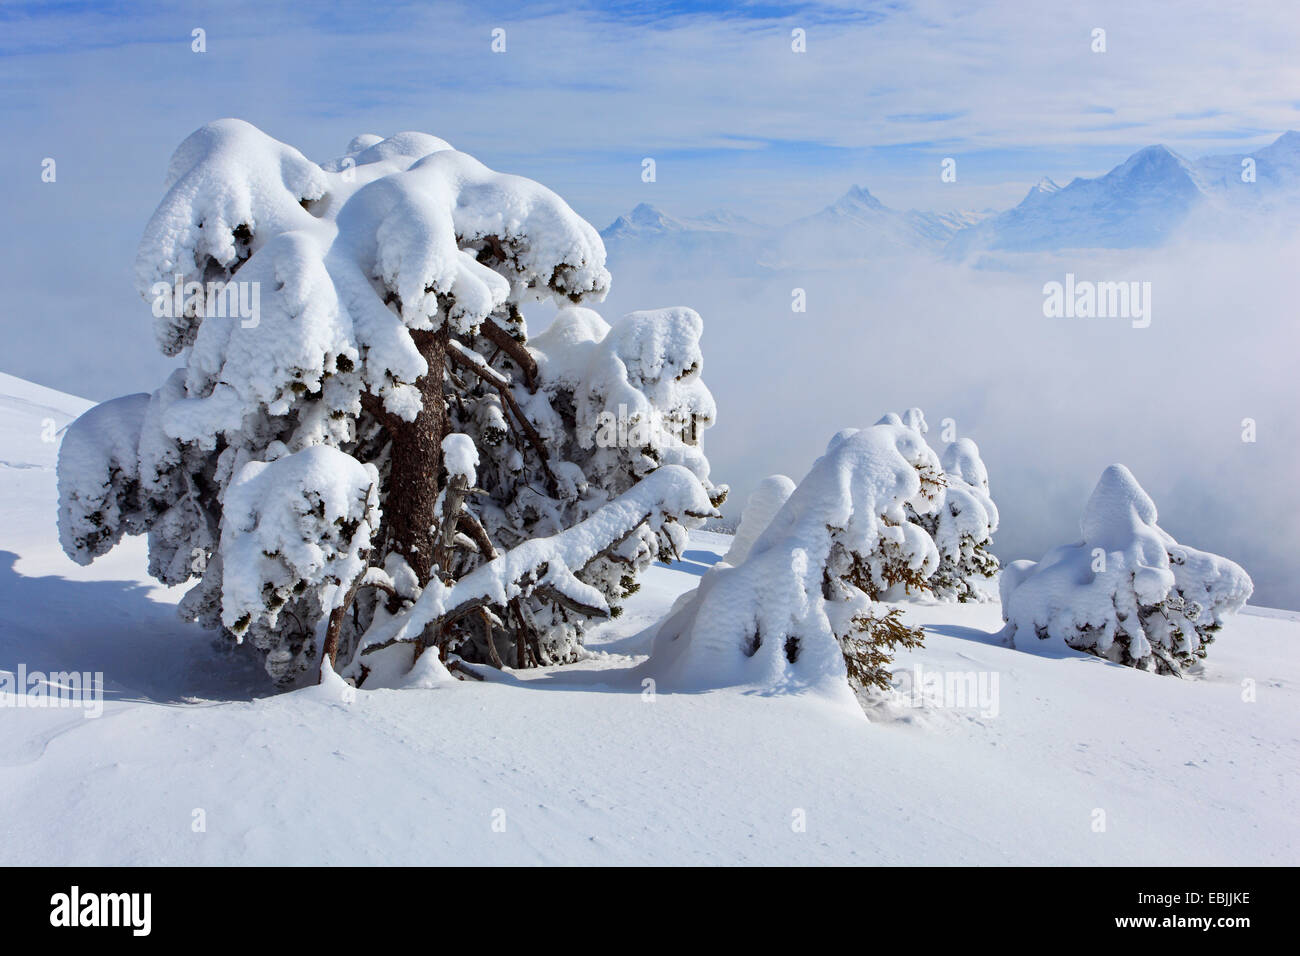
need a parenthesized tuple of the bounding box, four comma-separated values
(877, 409, 999, 602)
(57, 119, 724, 685)
(1000, 464, 1252, 674)
(645, 424, 943, 711)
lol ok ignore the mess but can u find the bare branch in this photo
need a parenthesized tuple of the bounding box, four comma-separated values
(480, 317, 539, 392)
(447, 341, 557, 495)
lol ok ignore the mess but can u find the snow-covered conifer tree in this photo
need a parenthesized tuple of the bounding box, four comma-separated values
(58, 120, 724, 684)
(647, 424, 942, 710)
(1000, 464, 1252, 674)
(918, 437, 999, 601)
(877, 409, 1000, 602)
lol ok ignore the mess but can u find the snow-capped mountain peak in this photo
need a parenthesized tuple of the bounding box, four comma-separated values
(820, 184, 891, 220)
(603, 203, 683, 237)
(1106, 143, 1205, 191)
(604, 132, 1300, 267)
(1028, 177, 1061, 197)
(947, 143, 1211, 255)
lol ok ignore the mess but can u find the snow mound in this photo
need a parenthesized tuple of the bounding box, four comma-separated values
(1000, 464, 1253, 673)
(722, 474, 795, 566)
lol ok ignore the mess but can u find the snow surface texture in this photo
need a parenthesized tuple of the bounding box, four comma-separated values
(1001, 464, 1253, 674)
(57, 120, 723, 682)
(646, 424, 941, 708)
(8, 374, 1298, 864)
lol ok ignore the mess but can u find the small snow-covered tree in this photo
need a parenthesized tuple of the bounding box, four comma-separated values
(1000, 464, 1252, 674)
(58, 120, 724, 685)
(920, 438, 999, 601)
(877, 409, 1000, 602)
(646, 424, 942, 710)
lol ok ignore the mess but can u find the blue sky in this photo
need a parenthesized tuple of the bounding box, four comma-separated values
(2, 0, 1299, 397)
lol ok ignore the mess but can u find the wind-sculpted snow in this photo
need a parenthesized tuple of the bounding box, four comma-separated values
(722, 474, 795, 566)
(1000, 464, 1253, 673)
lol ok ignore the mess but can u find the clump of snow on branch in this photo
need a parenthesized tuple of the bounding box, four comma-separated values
(922, 437, 999, 601)
(1000, 464, 1252, 674)
(441, 433, 477, 485)
(530, 305, 718, 495)
(645, 424, 942, 711)
(57, 393, 151, 563)
(131, 117, 610, 446)
(220, 446, 379, 681)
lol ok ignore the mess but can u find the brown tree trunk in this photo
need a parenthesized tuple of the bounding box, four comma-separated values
(384, 326, 448, 586)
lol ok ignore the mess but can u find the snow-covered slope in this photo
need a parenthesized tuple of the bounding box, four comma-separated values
(2, 374, 1297, 864)
(1194, 130, 1300, 210)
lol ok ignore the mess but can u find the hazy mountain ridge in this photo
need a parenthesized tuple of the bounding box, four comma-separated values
(601, 132, 1300, 267)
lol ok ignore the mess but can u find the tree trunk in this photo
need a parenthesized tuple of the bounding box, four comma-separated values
(384, 326, 448, 586)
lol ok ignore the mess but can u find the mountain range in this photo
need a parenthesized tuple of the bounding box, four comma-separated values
(600, 131, 1300, 268)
